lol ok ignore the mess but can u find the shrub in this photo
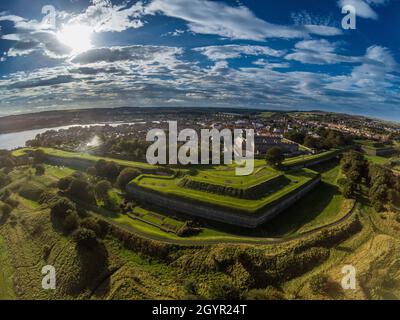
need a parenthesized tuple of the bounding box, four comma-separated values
(116, 168, 141, 189)
(265, 147, 284, 167)
(207, 279, 241, 300)
(34, 164, 45, 176)
(80, 217, 101, 237)
(72, 228, 98, 249)
(32, 149, 46, 164)
(62, 211, 80, 233)
(309, 274, 329, 294)
(94, 180, 112, 202)
(58, 176, 73, 191)
(68, 178, 95, 203)
(50, 197, 76, 219)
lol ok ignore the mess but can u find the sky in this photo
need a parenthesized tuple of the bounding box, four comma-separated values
(0, 0, 399, 121)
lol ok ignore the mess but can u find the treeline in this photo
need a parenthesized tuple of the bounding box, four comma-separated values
(340, 150, 400, 211)
(179, 175, 289, 200)
(285, 129, 353, 151)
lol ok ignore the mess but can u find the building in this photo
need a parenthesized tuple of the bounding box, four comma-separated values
(255, 135, 299, 155)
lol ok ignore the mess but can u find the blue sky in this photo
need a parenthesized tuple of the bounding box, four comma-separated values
(0, 0, 399, 121)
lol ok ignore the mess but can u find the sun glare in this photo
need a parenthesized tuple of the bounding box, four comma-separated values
(57, 24, 93, 54)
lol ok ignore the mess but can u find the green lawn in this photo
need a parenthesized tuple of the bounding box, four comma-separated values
(188, 166, 281, 189)
(282, 150, 338, 167)
(365, 155, 391, 165)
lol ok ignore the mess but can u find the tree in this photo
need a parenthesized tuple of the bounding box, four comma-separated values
(95, 160, 120, 182)
(50, 197, 76, 219)
(62, 211, 80, 233)
(72, 228, 98, 249)
(58, 176, 73, 191)
(34, 164, 45, 176)
(80, 217, 101, 237)
(266, 147, 284, 167)
(95, 180, 112, 203)
(342, 179, 356, 199)
(32, 149, 46, 164)
(116, 168, 141, 189)
(309, 274, 329, 294)
(68, 178, 95, 203)
(284, 131, 305, 144)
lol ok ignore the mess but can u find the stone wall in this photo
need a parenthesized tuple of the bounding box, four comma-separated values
(127, 175, 321, 228)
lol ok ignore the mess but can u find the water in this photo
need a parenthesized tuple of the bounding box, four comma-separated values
(0, 122, 144, 150)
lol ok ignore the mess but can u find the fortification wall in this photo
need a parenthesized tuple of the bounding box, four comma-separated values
(127, 176, 321, 228)
(286, 152, 339, 171)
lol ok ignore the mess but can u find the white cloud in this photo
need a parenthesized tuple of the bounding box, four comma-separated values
(194, 45, 285, 61)
(146, 0, 341, 41)
(70, 0, 145, 32)
(285, 39, 362, 65)
(338, 0, 390, 20)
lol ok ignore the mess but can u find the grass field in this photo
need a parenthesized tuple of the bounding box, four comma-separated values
(0, 235, 15, 300)
(365, 155, 391, 165)
(12, 147, 156, 170)
(189, 166, 281, 189)
(282, 150, 338, 167)
(132, 168, 318, 213)
(258, 160, 352, 237)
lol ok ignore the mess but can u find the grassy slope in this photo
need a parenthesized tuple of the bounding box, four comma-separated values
(0, 179, 184, 299)
(2, 163, 400, 299)
(258, 160, 352, 237)
(12, 147, 155, 170)
(0, 235, 15, 299)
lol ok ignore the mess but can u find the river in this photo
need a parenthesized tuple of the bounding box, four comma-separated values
(0, 122, 145, 150)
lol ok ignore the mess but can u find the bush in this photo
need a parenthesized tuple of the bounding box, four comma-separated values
(34, 164, 45, 176)
(58, 176, 73, 191)
(207, 279, 241, 300)
(50, 197, 76, 219)
(80, 217, 101, 237)
(309, 274, 329, 294)
(68, 178, 95, 203)
(266, 147, 284, 167)
(72, 227, 98, 248)
(32, 149, 46, 164)
(62, 211, 80, 233)
(94, 180, 112, 202)
(116, 168, 141, 189)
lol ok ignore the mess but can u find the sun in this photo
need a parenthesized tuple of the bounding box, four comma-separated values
(57, 24, 93, 54)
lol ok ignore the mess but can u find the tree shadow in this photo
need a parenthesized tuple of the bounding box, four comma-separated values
(68, 241, 110, 298)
